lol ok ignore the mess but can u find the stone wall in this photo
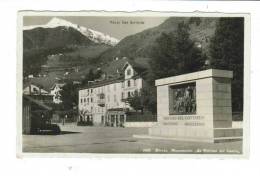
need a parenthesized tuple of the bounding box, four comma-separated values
(124, 122, 156, 128)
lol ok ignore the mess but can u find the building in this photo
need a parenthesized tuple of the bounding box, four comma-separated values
(23, 77, 67, 104)
(23, 82, 54, 104)
(23, 95, 53, 134)
(23, 83, 50, 95)
(78, 59, 146, 126)
(50, 83, 65, 104)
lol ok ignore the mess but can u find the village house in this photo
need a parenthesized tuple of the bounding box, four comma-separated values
(50, 83, 65, 104)
(23, 77, 66, 104)
(78, 58, 147, 127)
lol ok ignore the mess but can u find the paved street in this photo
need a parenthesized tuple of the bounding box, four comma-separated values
(23, 123, 242, 154)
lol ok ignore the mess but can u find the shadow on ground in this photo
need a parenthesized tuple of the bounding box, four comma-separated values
(59, 131, 81, 135)
(28, 131, 81, 135)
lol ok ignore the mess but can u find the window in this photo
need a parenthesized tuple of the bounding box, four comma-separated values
(114, 95, 117, 102)
(128, 92, 131, 98)
(91, 89, 93, 93)
(122, 82, 125, 88)
(127, 69, 131, 76)
(84, 98, 86, 103)
(121, 92, 124, 99)
(91, 98, 93, 103)
(87, 98, 89, 104)
(128, 80, 131, 87)
(100, 93, 105, 99)
(81, 98, 83, 103)
(33, 87, 38, 93)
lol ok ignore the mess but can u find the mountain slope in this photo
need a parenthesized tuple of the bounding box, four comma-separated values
(24, 17, 119, 46)
(98, 17, 218, 63)
(23, 26, 94, 50)
(23, 26, 113, 77)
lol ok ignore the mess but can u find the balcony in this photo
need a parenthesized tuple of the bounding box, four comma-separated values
(97, 93, 105, 107)
(97, 99, 105, 107)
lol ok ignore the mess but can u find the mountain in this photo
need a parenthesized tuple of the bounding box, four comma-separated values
(23, 16, 218, 83)
(98, 17, 218, 63)
(23, 18, 119, 77)
(24, 17, 119, 46)
(23, 26, 94, 50)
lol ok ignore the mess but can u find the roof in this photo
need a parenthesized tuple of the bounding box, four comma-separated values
(122, 59, 147, 75)
(79, 76, 124, 90)
(101, 57, 149, 76)
(50, 83, 65, 90)
(23, 95, 53, 111)
(23, 76, 60, 92)
(79, 57, 151, 91)
(101, 57, 129, 76)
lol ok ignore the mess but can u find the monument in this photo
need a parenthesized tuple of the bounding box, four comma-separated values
(135, 69, 243, 143)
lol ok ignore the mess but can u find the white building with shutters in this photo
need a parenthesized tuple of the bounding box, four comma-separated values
(78, 60, 145, 126)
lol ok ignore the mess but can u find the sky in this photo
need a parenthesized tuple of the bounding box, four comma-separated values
(23, 16, 168, 40)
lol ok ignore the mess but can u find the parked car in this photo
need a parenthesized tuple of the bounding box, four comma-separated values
(34, 123, 61, 135)
(31, 113, 61, 135)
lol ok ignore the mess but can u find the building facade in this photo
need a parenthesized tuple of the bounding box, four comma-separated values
(50, 83, 65, 104)
(78, 61, 144, 126)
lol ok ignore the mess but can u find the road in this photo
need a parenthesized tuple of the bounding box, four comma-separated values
(23, 124, 242, 154)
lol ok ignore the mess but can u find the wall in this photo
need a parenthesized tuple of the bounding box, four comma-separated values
(156, 85, 169, 122)
(22, 103, 31, 134)
(124, 122, 156, 128)
(212, 77, 232, 128)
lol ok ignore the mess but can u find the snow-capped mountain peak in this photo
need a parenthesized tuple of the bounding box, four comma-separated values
(46, 17, 77, 28)
(23, 17, 119, 46)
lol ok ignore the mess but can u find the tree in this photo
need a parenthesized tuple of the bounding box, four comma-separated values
(60, 82, 79, 110)
(147, 21, 206, 113)
(189, 17, 202, 26)
(209, 18, 244, 112)
(143, 86, 157, 114)
(82, 68, 103, 85)
(127, 86, 157, 115)
(127, 91, 144, 113)
(150, 21, 205, 82)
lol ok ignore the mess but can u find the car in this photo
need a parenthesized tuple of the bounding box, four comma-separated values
(31, 116, 61, 135)
(35, 123, 61, 135)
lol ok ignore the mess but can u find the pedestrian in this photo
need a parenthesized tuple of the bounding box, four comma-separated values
(63, 114, 67, 126)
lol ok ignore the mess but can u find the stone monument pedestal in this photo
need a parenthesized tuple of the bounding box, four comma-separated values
(134, 69, 242, 143)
